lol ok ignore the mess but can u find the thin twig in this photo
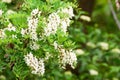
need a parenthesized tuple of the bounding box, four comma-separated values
(108, 0, 120, 29)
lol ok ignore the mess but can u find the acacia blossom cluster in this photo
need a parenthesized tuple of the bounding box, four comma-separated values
(44, 13, 60, 36)
(53, 42, 77, 69)
(23, 7, 76, 75)
(24, 52, 45, 75)
(58, 6, 74, 33)
(43, 6, 74, 36)
(0, 23, 16, 38)
(27, 8, 40, 41)
(24, 9, 41, 50)
(59, 48, 77, 69)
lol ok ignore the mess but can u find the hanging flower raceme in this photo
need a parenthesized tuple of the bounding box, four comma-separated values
(25, 8, 41, 50)
(23, 6, 76, 76)
(59, 6, 74, 18)
(60, 18, 71, 33)
(58, 48, 77, 69)
(24, 52, 45, 75)
(43, 6, 74, 36)
(53, 41, 77, 69)
(27, 8, 41, 41)
(44, 12, 60, 36)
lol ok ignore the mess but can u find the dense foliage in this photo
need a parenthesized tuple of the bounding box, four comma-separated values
(0, 0, 120, 80)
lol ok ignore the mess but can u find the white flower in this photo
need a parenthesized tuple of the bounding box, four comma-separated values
(60, 18, 70, 33)
(6, 10, 16, 15)
(75, 49, 85, 56)
(0, 29, 6, 38)
(30, 31, 38, 41)
(0, 10, 3, 16)
(86, 42, 96, 48)
(2, 0, 12, 3)
(98, 42, 109, 50)
(44, 52, 52, 60)
(89, 69, 98, 75)
(31, 8, 41, 17)
(43, 6, 74, 37)
(11, 34, 17, 38)
(80, 15, 91, 22)
(0, 23, 16, 38)
(53, 41, 58, 49)
(30, 42, 40, 50)
(48, 13, 60, 26)
(44, 27, 52, 36)
(21, 28, 28, 37)
(4, 23, 16, 31)
(24, 52, 45, 75)
(44, 12, 60, 36)
(7, 23, 16, 31)
(59, 49, 77, 69)
(27, 18, 38, 32)
(111, 48, 120, 54)
(27, 9, 41, 41)
(60, 6, 74, 18)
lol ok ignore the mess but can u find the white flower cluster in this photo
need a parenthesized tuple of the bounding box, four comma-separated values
(2, 0, 12, 3)
(30, 41, 39, 50)
(60, 18, 71, 33)
(98, 42, 109, 50)
(111, 48, 120, 54)
(0, 29, 5, 38)
(44, 13, 60, 36)
(86, 42, 96, 48)
(24, 9, 41, 50)
(89, 69, 98, 75)
(80, 15, 91, 22)
(24, 52, 45, 75)
(75, 49, 85, 56)
(60, 6, 74, 18)
(6, 10, 16, 15)
(27, 9, 40, 41)
(21, 28, 28, 37)
(0, 23, 16, 38)
(0, 9, 3, 16)
(43, 6, 74, 36)
(59, 48, 77, 69)
(4, 23, 16, 31)
(53, 42, 77, 69)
